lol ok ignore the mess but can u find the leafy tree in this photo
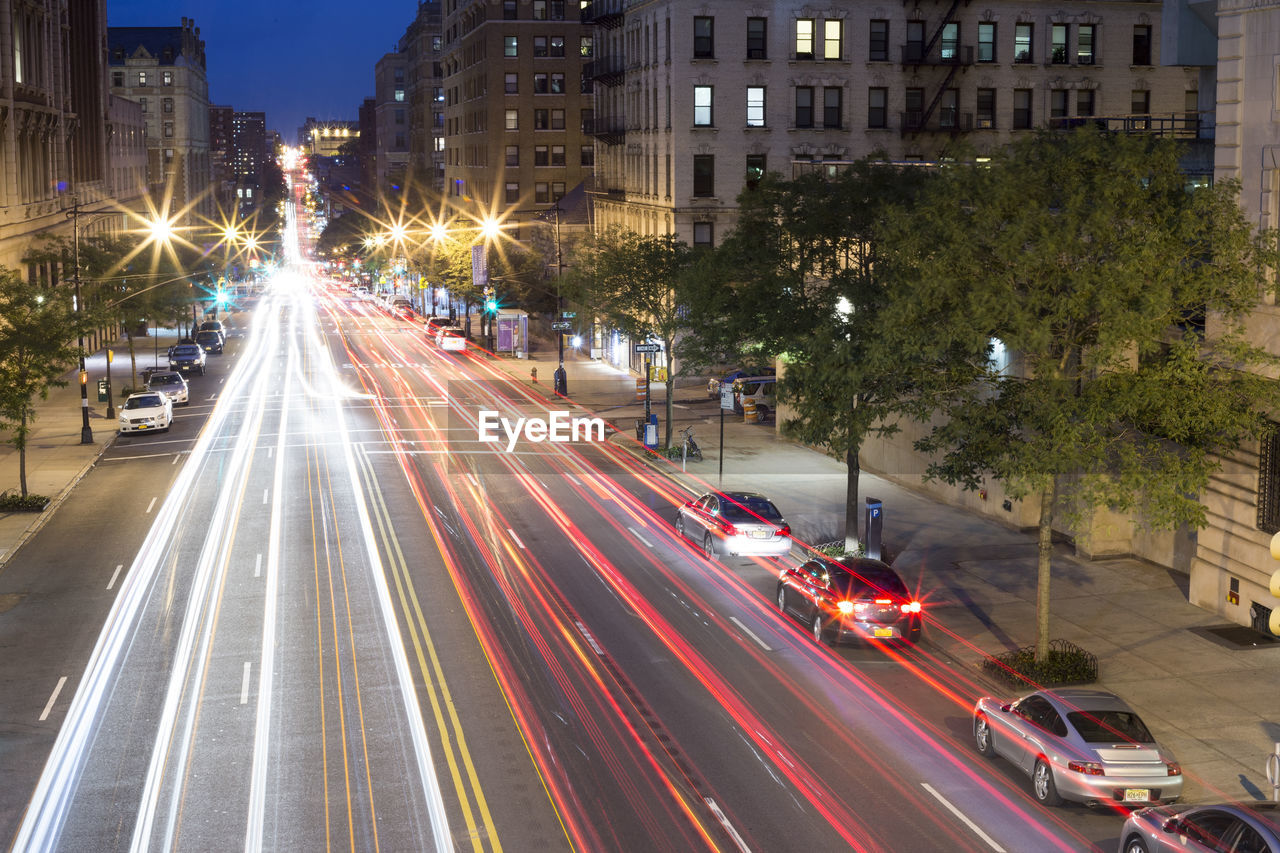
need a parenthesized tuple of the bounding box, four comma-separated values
(0, 268, 87, 496)
(883, 128, 1280, 661)
(567, 228, 699, 448)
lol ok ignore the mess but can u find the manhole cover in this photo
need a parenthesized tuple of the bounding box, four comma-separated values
(1193, 624, 1278, 650)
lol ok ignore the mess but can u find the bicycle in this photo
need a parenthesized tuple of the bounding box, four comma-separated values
(677, 425, 703, 462)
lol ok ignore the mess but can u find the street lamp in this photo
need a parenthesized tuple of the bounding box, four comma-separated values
(66, 198, 123, 443)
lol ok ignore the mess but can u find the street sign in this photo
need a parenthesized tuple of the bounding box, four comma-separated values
(634, 343, 661, 353)
(720, 388, 734, 411)
(561, 311, 576, 318)
(551, 321, 572, 331)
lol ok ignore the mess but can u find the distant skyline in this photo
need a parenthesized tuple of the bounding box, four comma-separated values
(106, 0, 415, 143)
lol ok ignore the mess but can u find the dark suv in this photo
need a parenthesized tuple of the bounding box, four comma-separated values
(195, 329, 224, 354)
(168, 343, 207, 375)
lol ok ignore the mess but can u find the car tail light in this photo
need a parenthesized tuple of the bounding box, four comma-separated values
(717, 519, 737, 536)
(837, 601, 854, 614)
(875, 598, 892, 605)
(901, 601, 922, 614)
(1165, 762, 1181, 776)
(779, 524, 791, 537)
(1067, 761, 1105, 776)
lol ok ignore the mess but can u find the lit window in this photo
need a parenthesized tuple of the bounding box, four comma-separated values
(1014, 23, 1033, 63)
(823, 20, 842, 60)
(795, 19, 814, 60)
(505, 109, 519, 130)
(746, 87, 765, 127)
(693, 86, 713, 126)
(162, 70, 173, 86)
(505, 36, 518, 57)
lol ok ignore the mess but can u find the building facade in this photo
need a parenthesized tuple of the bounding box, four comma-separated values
(441, 0, 596, 218)
(108, 18, 213, 223)
(399, 0, 445, 192)
(209, 103, 236, 214)
(587, 0, 1198, 246)
(232, 110, 270, 213)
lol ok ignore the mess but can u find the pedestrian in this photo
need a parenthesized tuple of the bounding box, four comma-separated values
(531, 367, 538, 384)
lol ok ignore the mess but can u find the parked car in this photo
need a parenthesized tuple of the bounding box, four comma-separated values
(118, 391, 173, 434)
(145, 370, 189, 406)
(972, 688, 1182, 807)
(708, 367, 775, 398)
(675, 491, 791, 559)
(732, 376, 777, 420)
(1118, 802, 1280, 853)
(436, 325, 466, 352)
(776, 557, 922, 645)
(168, 343, 206, 375)
(195, 329, 224, 354)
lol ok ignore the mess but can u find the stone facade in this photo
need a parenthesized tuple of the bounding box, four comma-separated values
(374, 52, 411, 191)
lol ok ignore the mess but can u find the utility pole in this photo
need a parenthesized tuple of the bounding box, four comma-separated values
(552, 201, 567, 396)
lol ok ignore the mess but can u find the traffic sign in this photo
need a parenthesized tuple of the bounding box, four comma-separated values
(551, 321, 572, 331)
(634, 343, 661, 353)
(561, 311, 576, 318)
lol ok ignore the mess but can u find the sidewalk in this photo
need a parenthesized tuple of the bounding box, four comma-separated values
(485, 342, 1280, 805)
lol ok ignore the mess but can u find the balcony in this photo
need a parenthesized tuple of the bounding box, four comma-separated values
(584, 116, 626, 146)
(1048, 113, 1206, 139)
(584, 58, 626, 88)
(901, 111, 973, 135)
(899, 43, 974, 67)
(580, 0, 623, 29)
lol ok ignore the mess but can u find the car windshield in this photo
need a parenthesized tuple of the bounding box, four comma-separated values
(148, 374, 181, 386)
(720, 497, 782, 523)
(1067, 710, 1154, 743)
(125, 394, 163, 410)
(173, 346, 200, 356)
(829, 566, 909, 599)
(197, 332, 218, 341)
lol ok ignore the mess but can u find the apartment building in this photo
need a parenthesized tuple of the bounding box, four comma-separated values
(374, 52, 411, 190)
(441, 0, 596, 218)
(398, 0, 446, 192)
(586, 0, 1197, 246)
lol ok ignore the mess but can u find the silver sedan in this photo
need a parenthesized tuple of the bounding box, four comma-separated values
(973, 688, 1182, 807)
(145, 370, 189, 406)
(1119, 802, 1280, 853)
(674, 491, 791, 559)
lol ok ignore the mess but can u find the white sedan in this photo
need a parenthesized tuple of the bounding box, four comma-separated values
(118, 392, 173, 434)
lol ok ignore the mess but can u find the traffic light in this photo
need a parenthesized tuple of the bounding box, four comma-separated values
(216, 288, 229, 307)
(1270, 532, 1280, 635)
(484, 297, 498, 314)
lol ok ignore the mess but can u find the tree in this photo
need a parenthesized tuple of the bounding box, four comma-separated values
(884, 128, 1280, 662)
(682, 162, 947, 549)
(0, 268, 87, 496)
(567, 228, 699, 449)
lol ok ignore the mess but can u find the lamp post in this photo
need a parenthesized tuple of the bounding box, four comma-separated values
(66, 198, 120, 444)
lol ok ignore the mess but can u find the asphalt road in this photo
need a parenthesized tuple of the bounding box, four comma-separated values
(0, 194, 1140, 852)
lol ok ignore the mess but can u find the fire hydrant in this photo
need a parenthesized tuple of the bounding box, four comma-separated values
(530, 367, 538, 383)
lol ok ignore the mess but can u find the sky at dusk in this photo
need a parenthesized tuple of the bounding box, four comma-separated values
(106, 0, 418, 142)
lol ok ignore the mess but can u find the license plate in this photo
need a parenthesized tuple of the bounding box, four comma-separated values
(1123, 789, 1150, 802)
(749, 530, 770, 539)
(873, 627, 895, 638)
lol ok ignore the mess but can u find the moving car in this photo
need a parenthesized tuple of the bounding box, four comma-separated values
(972, 688, 1182, 807)
(198, 320, 226, 344)
(436, 326, 466, 352)
(1119, 802, 1280, 853)
(168, 343, 206, 375)
(195, 329, 224, 354)
(118, 391, 173, 434)
(776, 557, 922, 645)
(145, 370, 189, 406)
(675, 491, 791, 559)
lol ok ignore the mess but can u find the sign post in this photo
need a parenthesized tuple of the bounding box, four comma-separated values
(719, 387, 734, 486)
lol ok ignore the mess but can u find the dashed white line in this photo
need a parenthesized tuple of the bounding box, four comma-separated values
(107, 564, 123, 590)
(145, 497, 157, 514)
(575, 621, 604, 655)
(240, 662, 252, 705)
(254, 553, 262, 578)
(704, 798, 752, 853)
(39, 677, 67, 722)
(171, 453, 180, 465)
(507, 529, 525, 549)
(729, 617, 773, 652)
(262, 489, 269, 504)
(920, 783, 1006, 852)
(467, 473, 480, 487)
(627, 526, 654, 548)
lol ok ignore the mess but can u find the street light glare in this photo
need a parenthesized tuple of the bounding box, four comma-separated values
(480, 218, 501, 241)
(428, 223, 448, 242)
(390, 223, 408, 242)
(149, 218, 175, 243)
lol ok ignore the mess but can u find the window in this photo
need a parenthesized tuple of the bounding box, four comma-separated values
(694, 17, 714, 58)
(138, 71, 148, 86)
(693, 222, 713, 248)
(977, 23, 996, 62)
(550, 73, 565, 93)
(1131, 90, 1150, 128)
(395, 109, 405, 125)
(581, 73, 593, 94)
(534, 73, 549, 94)
(163, 121, 174, 138)
(505, 36, 518, 57)
(869, 20, 888, 62)
(823, 87, 842, 128)
(1133, 25, 1152, 65)
(550, 36, 565, 57)
(868, 87, 887, 128)
(746, 18, 767, 59)
(551, 145, 565, 166)
(1051, 24, 1068, 64)
(581, 144, 594, 166)
(503, 0, 517, 19)
(535, 145, 549, 166)
(746, 87, 766, 127)
(1051, 89, 1068, 121)
(1077, 25, 1095, 65)
(505, 145, 519, 167)
(112, 71, 124, 87)
(534, 109, 548, 129)
(940, 23, 959, 62)
(693, 86, 713, 126)
(745, 154, 766, 188)
(551, 1, 565, 20)
(1258, 425, 1280, 533)
(693, 155, 714, 196)
(139, 98, 147, 113)
(580, 36, 594, 57)
(823, 20, 842, 60)
(535, 182, 550, 203)
(1014, 23, 1033, 63)
(162, 98, 173, 114)
(795, 86, 813, 127)
(395, 88, 405, 102)
(1013, 88, 1032, 128)
(1185, 90, 1199, 127)
(533, 0, 547, 19)
(938, 89, 958, 128)
(977, 88, 995, 128)
(905, 87, 923, 128)
(581, 107, 594, 132)
(905, 21, 924, 63)
(505, 109, 519, 130)
(505, 72, 518, 94)
(534, 37, 548, 57)
(795, 19, 814, 60)
(551, 109, 565, 129)
(552, 181, 565, 201)
(1076, 89, 1094, 117)
(162, 70, 173, 86)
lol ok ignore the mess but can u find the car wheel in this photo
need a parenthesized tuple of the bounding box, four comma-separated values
(1121, 836, 1149, 853)
(1032, 758, 1062, 806)
(974, 715, 995, 757)
(811, 611, 828, 645)
(702, 532, 716, 561)
(675, 516, 685, 538)
(776, 585, 787, 613)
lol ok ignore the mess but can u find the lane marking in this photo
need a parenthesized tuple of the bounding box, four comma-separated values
(920, 783, 1006, 852)
(705, 798, 752, 853)
(171, 453, 180, 465)
(240, 662, 251, 705)
(254, 553, 262, 578)
(39, 677, 67, 722)
(507, 529, 525, 550)
(145, 497, 157, 514)
(466, 473, 479, 488)
(729, 617, 773, 652)
(575, 622, 604, 655)
(107, 564, 123, 590)
(262, 488, 268, 504)
(627, 526, 654, 548)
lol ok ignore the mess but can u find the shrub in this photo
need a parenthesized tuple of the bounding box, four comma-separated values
(0, 492, 51, 512)
(982, 639, 1098, 689)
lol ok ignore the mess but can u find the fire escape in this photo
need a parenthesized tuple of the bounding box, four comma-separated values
(581, 0, 626, 146)
(899, 0, 975, 136)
